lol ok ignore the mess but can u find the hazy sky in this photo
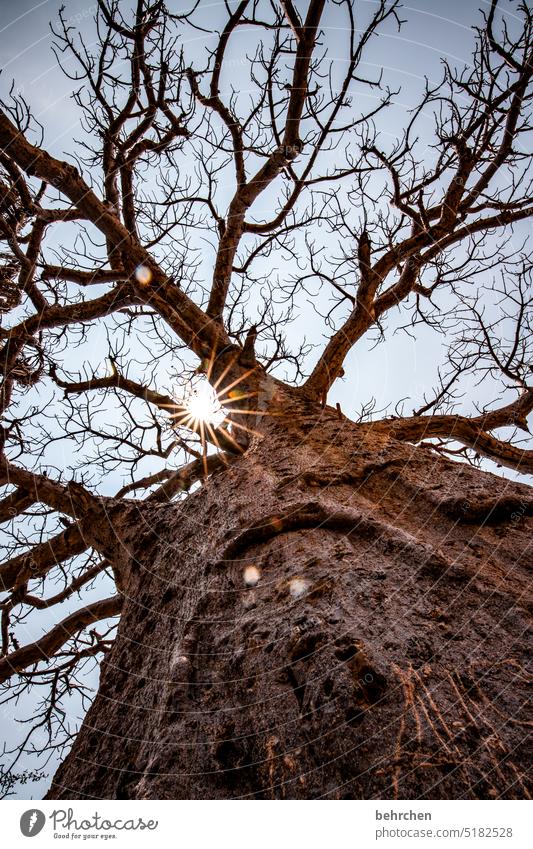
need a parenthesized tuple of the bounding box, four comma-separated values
(0, 0, 530, 798)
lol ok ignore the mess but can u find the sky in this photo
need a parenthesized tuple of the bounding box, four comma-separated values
(0, 0, 531, 798)
(1, 0, 527, 439)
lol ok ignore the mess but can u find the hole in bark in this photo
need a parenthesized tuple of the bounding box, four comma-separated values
(440, 761, 456, 775)
(161, 588, 175, 605)
(215, 739, 240, 769)
(286, 665, 305, 710)
(345, 705, 365, 725)
(358, 668, 387, 704)
(323, 677, 334, 697)
(335, 644, 358, 662)
(117, 786, 131, 799)
(116, 773, 136, 799)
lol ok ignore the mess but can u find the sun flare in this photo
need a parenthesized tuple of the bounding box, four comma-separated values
(178, 376, 226, 428)
(169, 365, 263, 461)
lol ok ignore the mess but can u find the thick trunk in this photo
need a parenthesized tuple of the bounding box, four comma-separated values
(47, 391, 532, 800)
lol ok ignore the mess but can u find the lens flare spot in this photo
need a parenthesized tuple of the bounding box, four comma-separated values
(244, 565, 261, 586)
(289, 577, 309, 599)
(135, 264, 152, 285)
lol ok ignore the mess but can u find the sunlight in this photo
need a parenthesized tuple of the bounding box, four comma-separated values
(168, 364, 264, 461)
(178, 375, 226, 429)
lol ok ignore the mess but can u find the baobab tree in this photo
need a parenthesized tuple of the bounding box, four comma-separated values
(0, 0, 532, 800)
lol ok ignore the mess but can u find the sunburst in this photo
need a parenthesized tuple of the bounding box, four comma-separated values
(168, 357, 268, 476)
(177, 375, 227, 430)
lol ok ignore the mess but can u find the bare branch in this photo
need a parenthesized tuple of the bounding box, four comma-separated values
(0, 595, 122, 684)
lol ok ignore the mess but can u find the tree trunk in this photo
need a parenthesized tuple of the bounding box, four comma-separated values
(46, 387, 532, 800)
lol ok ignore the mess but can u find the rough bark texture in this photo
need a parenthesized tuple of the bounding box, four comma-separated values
(46, 387, 532, 800)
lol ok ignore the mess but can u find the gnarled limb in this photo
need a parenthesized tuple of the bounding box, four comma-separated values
(371, 390, 533, 474)
(0, 595, 122, 684)
(0, 487, 34, 524)
(0, 112, 230, 362)
(0, 456, 104, 520)
(0, 524, 86, 593)
(147, 451, 235, 502)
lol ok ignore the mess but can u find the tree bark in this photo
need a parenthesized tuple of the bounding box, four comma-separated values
(46, 388, 532, 800)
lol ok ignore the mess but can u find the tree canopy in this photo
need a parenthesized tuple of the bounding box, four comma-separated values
(0, 0, 532, 792)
